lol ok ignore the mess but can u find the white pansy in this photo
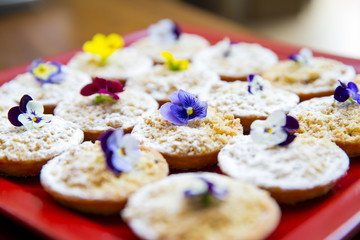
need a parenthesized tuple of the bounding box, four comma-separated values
(148, 19, 178, 44)
(18, 100, 53, 130)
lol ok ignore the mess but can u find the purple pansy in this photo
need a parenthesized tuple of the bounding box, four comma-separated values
(288, 48, 313, 65)
(247, 74, 270, 95)
(8, 95, 53, 130)
(184, 177, 228, 207)
(80, 77, 124, 104)
(250, 111, 299, 146)
(28, 59, 64, 84)
(160, 89, 207, 125)
(148, 19, 181, 43)
(223, 40, 238, 57)
(99, 129, 140, 175)
(334, 80, 360, 104)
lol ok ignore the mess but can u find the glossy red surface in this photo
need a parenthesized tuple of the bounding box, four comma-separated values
(0, 25, 360, 240)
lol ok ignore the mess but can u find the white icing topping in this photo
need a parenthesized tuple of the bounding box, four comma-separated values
(200, 80, 299, 118)
(67, 47, 153, 79)
(131, 33, 210, 62)
(0, 116, 83, 161)
(193, 38, 278, 77)
(218, 135, 349, 190)
(54, 89, 159, 132)
(0, 66, 91, 107)
(125, 64, 220, 101)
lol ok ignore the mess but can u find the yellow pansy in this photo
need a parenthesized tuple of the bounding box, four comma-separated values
(33, 63, 59, 80)
(83, 33, 124, 64)
(162, 51, 189, 71)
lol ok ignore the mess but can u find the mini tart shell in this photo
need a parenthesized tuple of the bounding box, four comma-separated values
(261, 57, 356, 101)
(40, 143, 169, 215)
(218, 135, 349, 204)
(0, 117, 84, 177)
(131, 107, 243, 169)
(122, 172, 281, 240)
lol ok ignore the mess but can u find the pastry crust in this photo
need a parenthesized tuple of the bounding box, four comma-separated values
(218, 135, 349, 204)
(262, 58, 356, 101)
(131, 107, 243, 169)
(200, 80, 299, 131)
(0, 117, 84, 177)
(40, 143, 169, 215)
(193, 39, 278, 81)
(289, 95, 360, 156)
(122, 172, 281, 240)
(54, 89, 158, 141)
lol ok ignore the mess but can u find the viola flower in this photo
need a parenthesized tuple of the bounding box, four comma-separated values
(223, 40, 237, 57)
(334, 80, 360, 104)
(99, 129, 141, 175)
(288, 47, 313, 65)
(184, 177, 228, 207)
(8, 95, 53, 130)
(162, 51, 189, 71)
(247, 74, 271, 95)
(28, 59, 63, 84)
(148, 19, 181, 44)
(250, 111, 299, 146)
(80, 77, 124, 104)
(83, 33, 124, 64)
(160, 89, 207, 125)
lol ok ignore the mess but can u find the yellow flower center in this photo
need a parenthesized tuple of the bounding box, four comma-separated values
(119, 148, 125, 156)
(187, 107, 193, 116)
(32, 117, 38, 122)
(33, 63, 58, 79)
(265, 128, 272, 133)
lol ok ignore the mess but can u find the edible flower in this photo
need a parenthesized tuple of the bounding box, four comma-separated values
(288, 47, 313, 65)
(160, 89, 207, 125)
(247, 74, 271, 95)
(162, 51, 189, 71)
(83, 33, 124, 64)
(223, 40, 237, 57)
(80, 77, 124, 104)
(184, 177, 228, 207)
(28, 59, 63, 84)
(99, 129, 141, 175)
(250, 111, 299, 146)
(148, 19, 181, 43)
(8, 95, 53, 130)
(334, 80, 360, 104)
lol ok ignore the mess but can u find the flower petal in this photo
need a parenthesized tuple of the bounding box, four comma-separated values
(8, 106, 23, 126)
(267, 110, 287, 127)
(347, 82, 359, 99)
(99, 130, 114, 152)
(168, 91, 181, 104)
(278, 134, 296, 146)
(107, 128, 125, 153)
(334, 85, 349, 102)
(18, 114, 35, 130)
(27, 59, 44, 73)
(159, 102, 184, 125)
(177, 89, 197, 108)
(26, 101, 44, 116)
(284, 115, 299, 131)
(80, 83, 99, 96)
(170, 104, 189, 123)
(191, 101, 208, 119)
(19, 95, 33, 113)
(110, 155, 133, 173)
(107, 80, 124, 93)
(247, 74, 255, 82)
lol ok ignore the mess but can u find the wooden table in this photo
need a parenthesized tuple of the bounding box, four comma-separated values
(0, 0, 255, 239)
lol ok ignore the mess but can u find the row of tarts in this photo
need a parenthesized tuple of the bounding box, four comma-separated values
(0, 19, 359, 240)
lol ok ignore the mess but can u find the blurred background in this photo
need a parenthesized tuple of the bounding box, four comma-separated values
(0, 0, 359, 71)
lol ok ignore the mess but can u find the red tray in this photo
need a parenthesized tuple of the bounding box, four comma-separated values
(1, 25, 360, 240)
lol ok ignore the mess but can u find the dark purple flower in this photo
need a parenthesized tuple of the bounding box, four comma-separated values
(334, 80, 360, 104)
(184, 177, 228, 207)
(8, 95, 33, 127)
(28, 59, 64, 84)
(80, 77, 124, 104)
(99, 129, 140, 175)
(160, 89, 207, 125)
(288, 48, 313, 65)
(279, 115, 300, 146)
(247, 74, 270, 95)
(148, 19, 181, 43)
(223, 40, 237, 57)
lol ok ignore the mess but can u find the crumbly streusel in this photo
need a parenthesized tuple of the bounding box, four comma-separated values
(0, 117, 83, 161)
(219, 135, 349, 190)
(54, 89, 159, 132)
(131, 107, 242, 156)
(125, 64, 220, 102)
(40, 141, 168, 199)
(122, 172, 280, 240)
